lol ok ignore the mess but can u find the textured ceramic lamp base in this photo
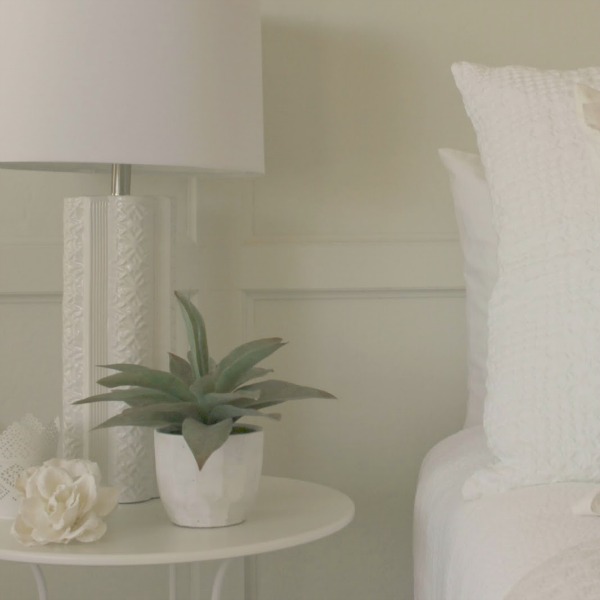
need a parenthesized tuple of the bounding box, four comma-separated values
(62, 195, 173, 503)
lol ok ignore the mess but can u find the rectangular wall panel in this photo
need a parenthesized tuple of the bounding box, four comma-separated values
(243, 290, 467, 600)
(0, 295, 62, 426)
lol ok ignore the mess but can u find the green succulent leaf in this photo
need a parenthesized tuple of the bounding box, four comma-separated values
(168, 353, 194, 387)
(215, 338, 286, 393)
(208, 404, 281, 424)
(175, 291, 209, 379)
(73, 388, 178, 407)
(98, 366, 196, 403)
(189, 373, 216, 402)
(182, 417, 233, 470)
(99, 364, 146, 374)
(202, 390, 261, 408)
(224, 397, 259, 410)
(93, 403, 201, 430)
(191, 390, 260, 422)
(238, 379, 336, 409)
(232, 367, 274, 387)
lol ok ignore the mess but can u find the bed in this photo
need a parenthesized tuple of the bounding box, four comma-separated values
(414, 426, 600, 600)
(414, 63, 600, 600)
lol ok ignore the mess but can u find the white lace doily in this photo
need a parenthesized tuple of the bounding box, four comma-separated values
(0, 414, 60, 519)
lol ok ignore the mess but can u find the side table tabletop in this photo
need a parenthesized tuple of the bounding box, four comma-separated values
(0, 476, 355, 600)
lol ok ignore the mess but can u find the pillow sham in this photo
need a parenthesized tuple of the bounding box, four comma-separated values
(439, 148, 497, 428)
(452, 62, 600, 498)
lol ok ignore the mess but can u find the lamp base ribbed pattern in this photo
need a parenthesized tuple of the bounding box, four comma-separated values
(62, 195, 173, 503)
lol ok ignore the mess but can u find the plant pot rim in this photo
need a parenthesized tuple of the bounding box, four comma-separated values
(155, 423, 263, 436)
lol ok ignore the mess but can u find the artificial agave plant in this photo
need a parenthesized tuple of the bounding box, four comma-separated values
(75, 291, 335, 470)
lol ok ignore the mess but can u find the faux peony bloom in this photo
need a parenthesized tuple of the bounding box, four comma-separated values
(11, 458, 119, 546)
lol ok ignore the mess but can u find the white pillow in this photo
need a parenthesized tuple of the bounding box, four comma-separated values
(577, 83, 600, 170)
(439, 149, 497, 428)
(452, 62, 600, 498)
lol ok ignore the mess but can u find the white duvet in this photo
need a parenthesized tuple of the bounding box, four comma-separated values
(413, 427, 600, 600)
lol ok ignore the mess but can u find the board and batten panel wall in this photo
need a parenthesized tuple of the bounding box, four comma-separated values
(238, 5, 467, 598)
(236, 2, 600, 599)
(3, 1, 600, 600)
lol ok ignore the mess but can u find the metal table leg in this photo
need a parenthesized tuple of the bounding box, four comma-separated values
(29, 557, 255, 600)
(243, 556, 258, 600)
(169, 564, 177, 600)
(30, 564, 48, 600)
(210, 558, 233, 600)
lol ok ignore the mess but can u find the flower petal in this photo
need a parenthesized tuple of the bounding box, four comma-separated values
(34, 466, 72, 499)
(10, 516, 36, 546)
(67, 512, 105, 542)
(72, 474, 98, 514)
(48, 494, 80, 530)
(75, 518, 107, 543)
(19, 497, 49, 530)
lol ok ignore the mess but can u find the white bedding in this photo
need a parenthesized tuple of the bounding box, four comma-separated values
(413, 427, 600, 600)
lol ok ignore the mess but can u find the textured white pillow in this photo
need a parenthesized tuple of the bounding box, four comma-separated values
(577, 83, 600, 171)
(439, 149, 497, 428)
(452, 62, 600, 498)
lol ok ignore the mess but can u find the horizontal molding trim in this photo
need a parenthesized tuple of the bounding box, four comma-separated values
(0, 292, 62, 304)
(245, 288, 465, 301)
(243, 287, 465, 339)
(245, 232, 461, 244)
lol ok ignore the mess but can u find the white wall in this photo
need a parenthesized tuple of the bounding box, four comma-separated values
(2, 1, 600, 599)
(239, 3, 600, 598)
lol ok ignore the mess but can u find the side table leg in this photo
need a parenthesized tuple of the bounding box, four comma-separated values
(30, 564, 48, 600)
(210, 558, 233, 600)
(168, 564, 177, 600)
(244, 556, 258, 600)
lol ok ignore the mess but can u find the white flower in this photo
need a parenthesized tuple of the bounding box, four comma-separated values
(10, 458, 119, 546)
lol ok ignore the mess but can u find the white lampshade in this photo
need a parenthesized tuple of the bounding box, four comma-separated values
(0, 0, 264, 175)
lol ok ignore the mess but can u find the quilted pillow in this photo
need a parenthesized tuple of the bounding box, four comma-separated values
(452, 62, 600, 498)
(439, 149, 497, 428)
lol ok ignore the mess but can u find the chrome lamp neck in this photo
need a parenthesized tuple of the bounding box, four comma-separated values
(111, 164, 132, 196)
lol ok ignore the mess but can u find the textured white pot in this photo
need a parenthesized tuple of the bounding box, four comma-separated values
(154, 425, 264, 528)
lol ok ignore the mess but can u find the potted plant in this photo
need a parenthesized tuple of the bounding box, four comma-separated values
(75, 291, 334, 527)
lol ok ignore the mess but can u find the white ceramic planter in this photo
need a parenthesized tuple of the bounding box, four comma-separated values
(154, 425, 264, 528)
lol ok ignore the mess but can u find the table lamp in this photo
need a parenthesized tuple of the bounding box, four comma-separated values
(0, 0, 264, 502)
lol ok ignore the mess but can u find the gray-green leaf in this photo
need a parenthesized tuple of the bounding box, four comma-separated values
(231, 367, 274, 388)
(168, 353, 194, 387)
(93, 403, 201, 430)
(182, 417, 233, 470)
(203, 390, 261, 406)
(98, 366, 196, 403)
(238, 379, 335, 409)
(175, 291, 209, 379)
(208, 404, 281, 424)
(73, 387, 179, 407)
(190, 373, 216, 401)
(215, 338, 285, 393)
(192, 390, 261, 422)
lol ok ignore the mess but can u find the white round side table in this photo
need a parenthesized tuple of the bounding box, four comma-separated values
(0, 476, 355, 600)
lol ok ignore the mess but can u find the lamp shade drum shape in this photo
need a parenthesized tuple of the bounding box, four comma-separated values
(0, 0, 264, 175)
